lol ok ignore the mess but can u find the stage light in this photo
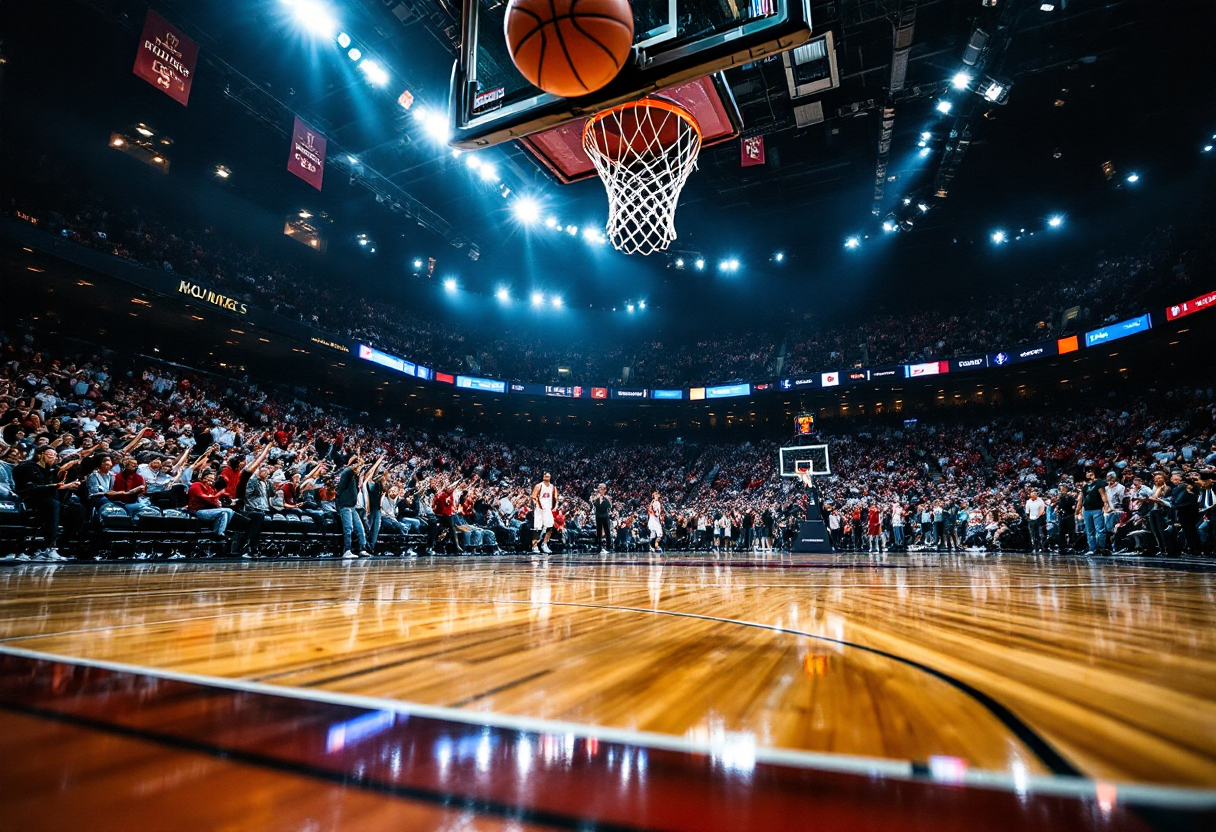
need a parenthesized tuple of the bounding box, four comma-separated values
(991, 230, 1006, 244)
(982, 82, 1005, 102)
(496, 287, 510, 301)
(719, 260, 729, 271)
(918, 140, 927, 148)
(299, 210, 312, 219)
(627, 303, 635, 313)
(1126, 173, 1140, 183)
(531, 291, 545, 306)
(359, 59, 388, 86)
(1205, 145, 1214, 153)
(1048, 215, 1063, 228)
(565, 225, 578, 236)
(1039, 2, 1055, 10)
(936, 100, 952, 114)
(917, 202, 929, 213)
(774, 252, 784, 262)
(844, 236, 860, 249)
(135, 126, 154, 137)
(694, 258, 705, 270)
(478, 163, 498, 182)
(285, 0, 337, 39)
(513, 197, 541, 225)
(675, 258, 685, 267)
(417, 110, 449, 142)
(464, 154, 482, 170)
(358, 239, 368, 247)
(545, 216, 559, 229)
(551, 296, 563, 308)
(902, 197, 912, 205)
(639, 300, 646, 309)
(348, 47, 361, 62)
(337, 32, 351, 48)
(214, 164, 231, 179)
(921, 131, 931, 140)
(413, 259, 423, 269)
(882, 220, 896, 232)
(920, 147, 931, 157)
(952, 72, 971, 89)
(443, 278, 457, 292)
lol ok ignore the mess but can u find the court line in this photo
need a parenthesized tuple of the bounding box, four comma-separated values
(2, 644, 1214, 811)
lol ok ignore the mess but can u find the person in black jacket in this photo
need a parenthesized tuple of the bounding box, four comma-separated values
(1171, 470, 1201, 557)
(14, 446, 79, 560)
(335, 455, 369, 558)
(591, 483, 613, 554)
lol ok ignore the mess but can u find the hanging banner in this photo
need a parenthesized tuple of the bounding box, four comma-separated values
(132, 10, 198, 106)
(741, 135, 766, 167)
(288, 116, 327, 191)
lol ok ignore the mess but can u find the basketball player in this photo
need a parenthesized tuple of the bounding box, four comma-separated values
(531, 472, 558, 554)
(591, 483, 613, 554)
(647, 491, 664, 553)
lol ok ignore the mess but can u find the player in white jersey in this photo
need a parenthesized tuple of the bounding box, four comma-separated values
(530, 472, 558, 553)
(647, 491, 664, 553)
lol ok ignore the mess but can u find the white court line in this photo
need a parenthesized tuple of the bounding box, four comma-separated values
(2, 644, 1215, 810)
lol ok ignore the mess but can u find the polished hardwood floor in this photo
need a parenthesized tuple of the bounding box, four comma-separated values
(2, 551, 1214, 788)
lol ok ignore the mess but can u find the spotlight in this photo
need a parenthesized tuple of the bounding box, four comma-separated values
(882, 220, 896, 232)
(337, 32, 351, 48)
(921, 131, 932, 140)
(135, 126, 154, 137)
(774, 252, 784, 262)
(286, 0, 337, 39)
(478, 163, 499, 182)
(718, 260, 729, 271)
(1126, 173, 1140, 183)
(920, 147, 931, 157)
(902, 197, 912, 206)
(844, 236, 860, 249)
(551, 296, 563, 308)
(917, 202, 929, 213)
(214, 164, 231, 179)
(496, 287, 510, 301)
(531, 291, 544, 306)
(359, 59, 389, 86)
(1048, 215, 1063, 228)
(918, 140, 927, 147)
(627, 303, 635, 313)
(443, 278, 457, 292)
(565, 225, 578, 236)
(639, 300, 646, 310)
(417, 109, 449, 142)
(512, 197, 541, 225)
(1205, 145, 1214, 153)
(675, 258, 685, 267)
(694, 258, 705, 270)
(545, 216, 559, 229)
(729, 259, 739, 270)
(952, 72, 971, 89)
(936, 100, 952, 114)
(413, 259, 423, 269)
(991, 230, 1006, 244)
(348, 47, 361, 62)
(1039, 2, 1055, 10)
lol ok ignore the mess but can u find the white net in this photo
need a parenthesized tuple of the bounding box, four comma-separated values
(582, 99, 702, 256)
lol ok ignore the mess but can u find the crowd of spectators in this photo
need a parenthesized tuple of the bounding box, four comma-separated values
(5, 156, 1211, 388)
(2, 329, 1212, 562)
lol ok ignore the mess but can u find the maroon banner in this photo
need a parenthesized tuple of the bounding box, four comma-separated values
(132, 9, 198, 106)
(741, 135, 766, 167)
(287, 116, 327, 191)
(1166, 289, 1216, 321)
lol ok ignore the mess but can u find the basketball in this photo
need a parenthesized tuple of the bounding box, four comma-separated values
(504, 0, 634, 98)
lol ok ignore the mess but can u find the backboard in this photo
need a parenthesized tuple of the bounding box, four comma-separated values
(779, 444, 830, 478)
(449, 0, 813, 163)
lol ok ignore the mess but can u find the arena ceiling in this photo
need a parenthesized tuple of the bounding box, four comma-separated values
(4, 0, 1216, 319)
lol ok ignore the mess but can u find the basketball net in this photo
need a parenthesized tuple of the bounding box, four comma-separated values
(583, 98, 702, 256)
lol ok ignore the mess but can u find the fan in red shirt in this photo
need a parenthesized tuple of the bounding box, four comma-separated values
(112, 457, 146, 505)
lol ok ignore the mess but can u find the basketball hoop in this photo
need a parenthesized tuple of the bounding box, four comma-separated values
(582, 98, 702, 255)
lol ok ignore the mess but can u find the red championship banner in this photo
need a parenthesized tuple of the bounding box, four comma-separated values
(132, 9, 198, 106)
(288, 116, 327, 191)
(741, 135, 766, 167)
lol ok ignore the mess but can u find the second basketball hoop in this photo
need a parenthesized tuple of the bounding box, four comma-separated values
(582, 98, 702, 255)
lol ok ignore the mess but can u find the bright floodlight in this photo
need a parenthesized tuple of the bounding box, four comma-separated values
(464, 154, 482, 170)
(1205, 145, 1214, 153)
(627, 303, 635, 313)
(513, 197, 541, 225)
(694, 258, 705, 270)
(337, 32, 351, 48)
(921, 131, 931, 140)
(545, 216, 559, 229)
(359, 59, 389, 86)
(551, 296, 563, 308)
(531, 291, 544, 306)
(991, 230, 1006, 244)
(413, 259, 423, 269)
(774, 252, 784, 262)
(565, 225, 578, 236)
(639, 300, 646, 309)
(936, 100, 952, 114)
(952, 72, 970, 90)
(675, 258, 684, 267)
(917, 202, 929, 213)
(478, 163, 498, 182)
(1126, 173, 1140, 183)
(1040, 3, 1055, 10)
(287, 0, 337, 38)
(882, 220, 896, 232)
(844, 236, 860, 249)
(1048, 215, 1063, 228)
(495, 287, 510, 301)
(348, 47, 362, 62)
(718, 260, 729, 271)
(920, 147, 931, 157)
(443, 278, 457, 292)
(418, 110, 449, 142)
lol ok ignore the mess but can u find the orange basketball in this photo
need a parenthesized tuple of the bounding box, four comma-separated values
(505, 0, 634, 98)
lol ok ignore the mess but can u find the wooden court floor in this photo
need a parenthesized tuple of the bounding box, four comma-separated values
(1, 551, 1214, 788)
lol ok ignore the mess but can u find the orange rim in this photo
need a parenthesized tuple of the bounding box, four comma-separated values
(583, 97, 703, 150)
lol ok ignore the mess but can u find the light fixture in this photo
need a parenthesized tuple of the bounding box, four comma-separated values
(718, 260, 729, 271)
(443, 278, 457, 292)
(545, 216, 559, 229)
(921, 131, 932, 140)
(464, 154, 482, 170)
(531, 291, 545, 306)
(417, 109, 449, 142)
(337, 32, 351, 48)
(982, 82, 1005, 102)
(1048, 215, 1063, 228)
(917, 202, 929, 213)
(774, 252, 784, 262)
(639, 300, 646, 310)
(413, 259, 423, 269)
(882, 220, 896, 232)
(627, 303, 635, 313)
(111, 137, 125, 147)
(1126, 173, 1140, 183)
(844, 236, 860, 249)
(285, 0, 337, 39)
(512, 197, 541, 225)
(1039, 2, 1055, 10)
(1205, 145, 1214, 153)
(565, 225, 578, 236)
(951, 72, 971, 89)
(299, 210, 312, 219)
(359, 59, 389, 86)
(478, 163, 498, 182)
(694, 258, 705, 270)
(135, 126, 154, 137)
(214, 164, 231, 179)
(495, 287, 510, 301)
(675, 258, 685, 267)
(347, 47, 362, 62)
(936, 100, 952, 114)
(991, 230, 1006, 244)
(551, 296, 563, 308)
(920, 147, 931, 157)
